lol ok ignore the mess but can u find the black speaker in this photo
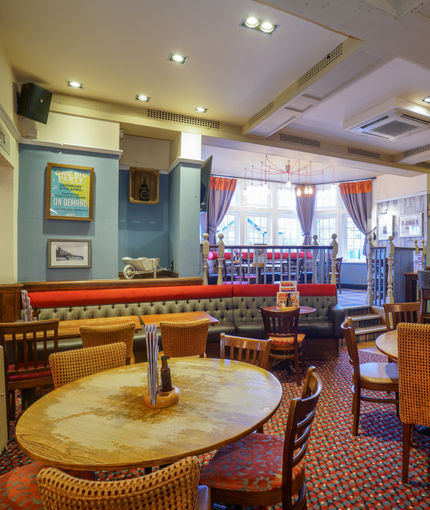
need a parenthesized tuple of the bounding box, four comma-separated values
(17, 83, 52, 124)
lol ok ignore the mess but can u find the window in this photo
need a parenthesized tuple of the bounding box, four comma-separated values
(277, 187, 296, 209)
(316, 186, 336, 209)
(246, 214, 269, 244)
(315, 217, 336, 246)
(346, 217, 365, 261)
(217, 213, 238, 245)
(229, 181, 240, 206)
(278, 216, 300, 245)
(244, 183, 269, 207)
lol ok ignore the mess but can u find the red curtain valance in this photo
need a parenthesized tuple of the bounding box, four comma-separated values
(339, 180, 372, 195)
(210, 176, 237, 192)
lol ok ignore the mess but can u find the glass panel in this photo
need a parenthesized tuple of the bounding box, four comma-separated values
(278, 217, 299, 245)
(346, 217, 365, 261)
(277, 187, 296, 208)
(217, 213, 237, 245)
(247, 215, 268, 245)
(316, 186, 336, 208)
(244, 183, 269, 206)
(316, 217, 336, 245)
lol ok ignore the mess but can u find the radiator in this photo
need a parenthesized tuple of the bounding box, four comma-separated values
(0, 347, 8, 453)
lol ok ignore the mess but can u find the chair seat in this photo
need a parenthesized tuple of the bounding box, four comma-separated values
(269, 333, 305, 347)
(359, 362, 399, 384)
(8, 362, 51, 382)
(199, 433, 304, 492)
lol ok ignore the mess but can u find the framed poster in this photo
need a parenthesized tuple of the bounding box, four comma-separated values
(48, 239, 91, 268)
(46, 163, 94, 220)
(377, 215, 393, 240)
(399, 213, 422, 238)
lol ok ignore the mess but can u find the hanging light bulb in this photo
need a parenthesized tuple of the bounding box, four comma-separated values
(296, 187, 302, 197)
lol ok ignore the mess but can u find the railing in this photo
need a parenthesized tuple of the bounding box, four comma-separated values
(202, 233, 338, 286)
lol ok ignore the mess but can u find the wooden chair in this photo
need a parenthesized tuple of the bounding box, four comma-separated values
(260, 306, 305, 386)
(220, 333, 272, 370)
(383, 302, 420, 332)
(329, 257, 343, 293)
(160, 319, 210, 358)
(0, 319, 60, 435)
(80, 321, 136, 364)
(341, 318, 399, 436)
(49, 342, 126, 389)
(199, 366, 322, 509)
(37, 456, 211, 509)
(397, 322, 430, 483)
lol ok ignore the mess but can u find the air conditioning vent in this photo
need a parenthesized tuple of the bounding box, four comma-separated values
(344, 99, 430, 141)
(147, 109, 220, 129)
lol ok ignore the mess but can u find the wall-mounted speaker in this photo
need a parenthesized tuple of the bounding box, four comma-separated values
(17, 83, 52, 124)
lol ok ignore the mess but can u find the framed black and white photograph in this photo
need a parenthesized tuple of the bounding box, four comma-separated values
(377, 214, 393, 240)
(399, 213, 422, 238)
(48, 239, 91, 268)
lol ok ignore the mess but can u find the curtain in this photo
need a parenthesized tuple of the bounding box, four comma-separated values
(205, 176, 237, 245)
(339, 180, 373, 255)
(295, 186, 316, 245)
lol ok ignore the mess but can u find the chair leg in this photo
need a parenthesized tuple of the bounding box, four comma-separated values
(352, 391, 360, 436)
(294, 349, 301, 386)
(402, 423, 412, 483)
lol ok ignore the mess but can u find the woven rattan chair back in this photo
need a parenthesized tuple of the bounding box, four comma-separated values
(220, 333, 272, 370)
(397, 322, 430, 482)
(160, 319, 210, 358)
(80, 321, 136, 364)
(49, 342, 126, 389)
(383, 302, 420, 332)
(37, 456, 209, 510)
(0, 318, 60, 435)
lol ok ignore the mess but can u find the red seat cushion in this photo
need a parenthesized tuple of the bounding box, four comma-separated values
(199, 433, 304, 492)
(8, 362, 51, 382)
(269, 334, 305, 347)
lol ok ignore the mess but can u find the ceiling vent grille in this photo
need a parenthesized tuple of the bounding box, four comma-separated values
(403, 143, 430, 158)
(298, 44, 343, 88)
(279, 133, 321, 147)
(348, 147, 381, 159)
(147, 109, 220, 129)
(248, 101, 275, 127)
(415, 162, 430, 169)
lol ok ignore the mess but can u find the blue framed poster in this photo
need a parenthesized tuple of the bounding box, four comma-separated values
(46, 163, 94, 221)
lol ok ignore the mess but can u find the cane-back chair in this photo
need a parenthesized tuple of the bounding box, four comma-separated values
(160, 318, 210, 358)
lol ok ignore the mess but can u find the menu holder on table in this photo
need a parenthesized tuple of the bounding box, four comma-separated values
(144, 323, 179, 409)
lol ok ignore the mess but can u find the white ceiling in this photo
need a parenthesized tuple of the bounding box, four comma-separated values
(2, 0, 430, 184)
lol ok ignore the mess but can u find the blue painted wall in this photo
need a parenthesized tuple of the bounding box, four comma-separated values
(18, 145, 120, 281)
(118, 170, 170, 271)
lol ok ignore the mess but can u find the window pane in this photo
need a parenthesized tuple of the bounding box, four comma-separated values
(316, 217, 336, 246)
(346, 217, 365, 261)
(229, 181, 239, 206)
(244, 183, 269, 206)
(278, 217, 299, 245)
(217, 213, 237, 244)
(277, 187, 296, 208)
(247, 215, 268, 245)
(316, 186, 336, 208)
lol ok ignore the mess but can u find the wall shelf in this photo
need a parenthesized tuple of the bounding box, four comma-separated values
(129, 167, 159, 204)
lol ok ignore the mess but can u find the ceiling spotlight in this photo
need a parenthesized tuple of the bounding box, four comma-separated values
(195, 107, 207, 113)
(169, 53, 187, 64)
(240, 15, 278, 35)
(136, 95, 150, 102)
(67, 81, 83, 89)
(422, 96, 430, 103)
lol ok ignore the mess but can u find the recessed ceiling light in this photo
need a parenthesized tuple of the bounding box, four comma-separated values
(136, 94, 150, 102)
(67, 81, 83, 89)
(422, 96, 430, 103)
(169, 53, 187, 64)
(195, 107, 207, 113)
(240, 15, 278, 35)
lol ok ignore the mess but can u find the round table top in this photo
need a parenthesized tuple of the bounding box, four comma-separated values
(375, 329, 398, 360)
(261, 305, 316, 315)
(16, 358, 282, 472)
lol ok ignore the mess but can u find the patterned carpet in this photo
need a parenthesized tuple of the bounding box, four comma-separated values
(1, 348, 429, 509)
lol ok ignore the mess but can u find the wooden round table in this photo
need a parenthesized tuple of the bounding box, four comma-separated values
(375, 330, 398, 360)
(16, 358, 282, 472)
(261, 305, 316, 315)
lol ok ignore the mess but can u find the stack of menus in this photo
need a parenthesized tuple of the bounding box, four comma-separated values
(277, 281, 299, 309)
(145, 324, 159, 405)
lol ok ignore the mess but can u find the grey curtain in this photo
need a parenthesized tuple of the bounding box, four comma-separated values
(205, 176, 237, 245)
(295, 186, 316, 245)
(339, 180, 373, 255)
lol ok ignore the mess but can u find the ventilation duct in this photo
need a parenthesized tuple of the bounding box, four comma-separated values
(394, 143, 430, 164)
(344, 98, 430, 141)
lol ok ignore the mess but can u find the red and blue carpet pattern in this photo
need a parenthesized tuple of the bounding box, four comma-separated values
(1, 347, 429, 509)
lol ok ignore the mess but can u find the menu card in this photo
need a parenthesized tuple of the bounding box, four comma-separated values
(145, 324, 159, 405)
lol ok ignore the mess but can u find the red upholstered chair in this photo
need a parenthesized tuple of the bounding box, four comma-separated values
(0, 319, 60, 436)
(199, 367, 322, 509)
(260, 306, 305, 386)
